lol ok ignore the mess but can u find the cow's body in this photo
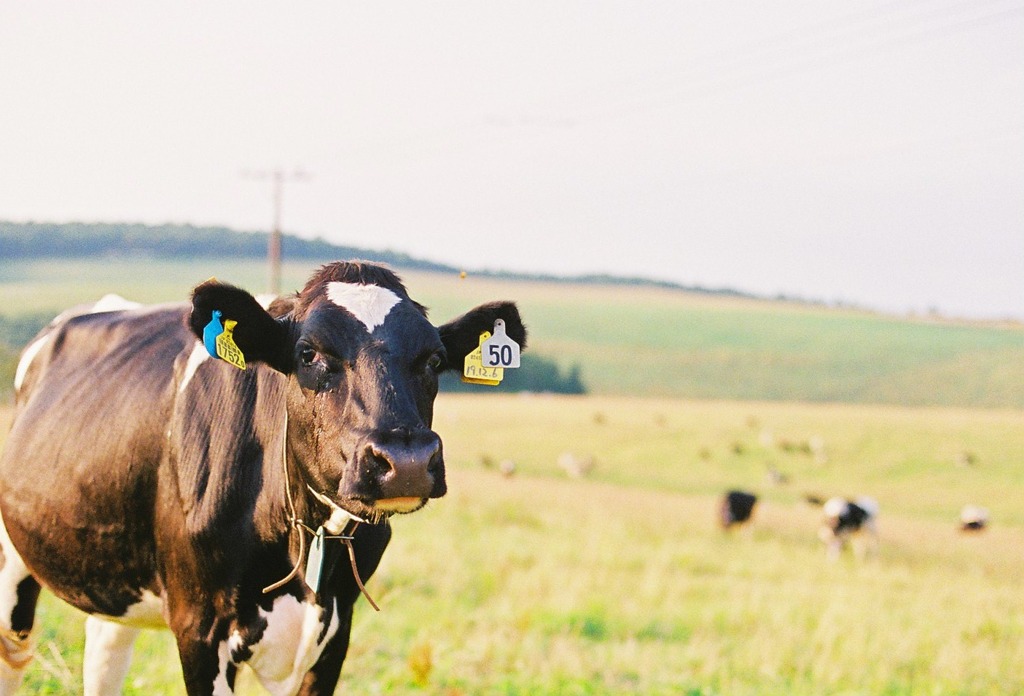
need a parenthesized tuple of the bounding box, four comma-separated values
(0, 262, 525, 695)
(818, 496, 879, 559)
(719, 490, 757, 529)
(959, 504, 989, 533)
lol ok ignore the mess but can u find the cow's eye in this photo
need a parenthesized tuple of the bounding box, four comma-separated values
(299, 348, 320, 366)
(425, 351, 445, 374)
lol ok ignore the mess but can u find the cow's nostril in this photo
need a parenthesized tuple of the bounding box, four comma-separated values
(364, 447, 392, 476)
(363, 433, 442, 500)
(426, 449, 443, 474)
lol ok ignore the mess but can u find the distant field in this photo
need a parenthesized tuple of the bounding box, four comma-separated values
(6, 395, 1023, 695)
(1, 256, 1022, 408)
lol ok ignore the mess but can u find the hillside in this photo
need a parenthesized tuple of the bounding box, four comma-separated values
(0, 254, 1020, 409)
(406, 271, 1024, 408)
(0, 221, 750, 297)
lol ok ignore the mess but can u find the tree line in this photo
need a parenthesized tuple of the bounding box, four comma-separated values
(0, 221, 457, 273)
(0, 221, 742, 299)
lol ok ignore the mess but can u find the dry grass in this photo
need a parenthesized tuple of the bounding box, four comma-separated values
(4, 395, 1023, 695)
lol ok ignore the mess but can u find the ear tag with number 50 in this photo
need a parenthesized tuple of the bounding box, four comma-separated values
(480, 319, 521, 368)
(462, 331, 504, 386)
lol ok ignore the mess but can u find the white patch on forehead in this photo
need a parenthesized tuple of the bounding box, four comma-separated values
(325, 282, 401, 332)
(13, 335, 49, 392)
(179, 342, 211, 393)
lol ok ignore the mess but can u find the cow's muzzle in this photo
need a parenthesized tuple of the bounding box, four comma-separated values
(357, 430, 446, 513)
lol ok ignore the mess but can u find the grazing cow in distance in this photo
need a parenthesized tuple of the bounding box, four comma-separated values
(960, 504, 989, 532)
(0, 261, 526, 695)
(557, 452, 595, 479)
(817, 496, 879, 559)
(719, 490, 758, 530)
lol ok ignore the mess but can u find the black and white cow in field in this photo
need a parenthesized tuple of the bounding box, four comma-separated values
(0, 261, 526, 695)
(818, 496, 879, 560)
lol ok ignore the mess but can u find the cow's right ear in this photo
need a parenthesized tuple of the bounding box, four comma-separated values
(188, 281, 293, 373)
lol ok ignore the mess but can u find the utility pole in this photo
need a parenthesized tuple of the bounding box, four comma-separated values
(243, 168, 310, 295)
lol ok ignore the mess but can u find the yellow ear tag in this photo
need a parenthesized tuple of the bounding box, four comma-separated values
(462, 331, 503, 386)
(215, 319, 247, 370)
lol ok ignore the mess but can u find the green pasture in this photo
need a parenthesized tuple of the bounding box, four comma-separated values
(404, 271, 1024, 408)
(1, 257, 1022, 407)
(4, 395, 1024, 695)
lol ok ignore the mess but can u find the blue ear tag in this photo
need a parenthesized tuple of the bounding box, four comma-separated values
(203, 310, 224, 358)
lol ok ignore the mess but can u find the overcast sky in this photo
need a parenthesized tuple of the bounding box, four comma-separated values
(2, 2, 1021, 319)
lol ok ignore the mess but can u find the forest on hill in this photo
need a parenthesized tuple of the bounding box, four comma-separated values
(0, 221, 749, 297)
(0, 221, 456, 272)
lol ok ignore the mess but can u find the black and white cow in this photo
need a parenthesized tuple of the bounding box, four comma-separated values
(0, 261, 526, 695)
(719, 490, 757, 530)
(818, 496, 879, 559)
(959, 504, 989, 533)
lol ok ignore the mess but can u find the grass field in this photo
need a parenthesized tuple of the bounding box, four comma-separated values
(1, 256, 1022, 693)
(1, 257, 1022, 407)
(5, 395, 1023, 695)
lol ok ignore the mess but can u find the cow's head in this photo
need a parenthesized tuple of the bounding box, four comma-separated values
(188, 261, 526, 523)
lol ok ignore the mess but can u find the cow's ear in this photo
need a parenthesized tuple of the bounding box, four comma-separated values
(188, 280, 294, 373)
(437, 301, 527, 372)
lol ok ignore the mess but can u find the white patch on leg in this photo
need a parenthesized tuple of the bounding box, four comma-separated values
(243, 595, 340, 696)
(83, 616, 140, 696)
(0, 511, 34, 693)
(325, 283, 401, 332)
(0, 511, 31, 634)
(179, 342, 211, 394)
(212, 639, 235, 696)
(13, 336, 49, 393)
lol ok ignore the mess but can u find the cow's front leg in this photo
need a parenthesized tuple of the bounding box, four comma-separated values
(296, 522, 391, 695)
(0, 512, 39, 696)
(296, 602, 353, 696)
(83, 616, 141, 696)
(170, 617, 237, 696)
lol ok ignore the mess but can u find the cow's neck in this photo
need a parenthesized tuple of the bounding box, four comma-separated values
(280, 444, 381, 610)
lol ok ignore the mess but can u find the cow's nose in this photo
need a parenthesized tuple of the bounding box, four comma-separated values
(366, 431, 444, 500)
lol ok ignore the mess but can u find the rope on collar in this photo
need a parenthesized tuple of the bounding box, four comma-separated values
(261, 412, 381, 611)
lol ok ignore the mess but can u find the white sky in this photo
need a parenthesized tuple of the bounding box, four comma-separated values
(1, 1, 1022, 319)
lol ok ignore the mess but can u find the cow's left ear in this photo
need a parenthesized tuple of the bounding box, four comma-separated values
(188, 280, 293, 373)
(437, 301, 527, 371)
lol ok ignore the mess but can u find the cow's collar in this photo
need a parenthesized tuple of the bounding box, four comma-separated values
(261, 413, 380, 611)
